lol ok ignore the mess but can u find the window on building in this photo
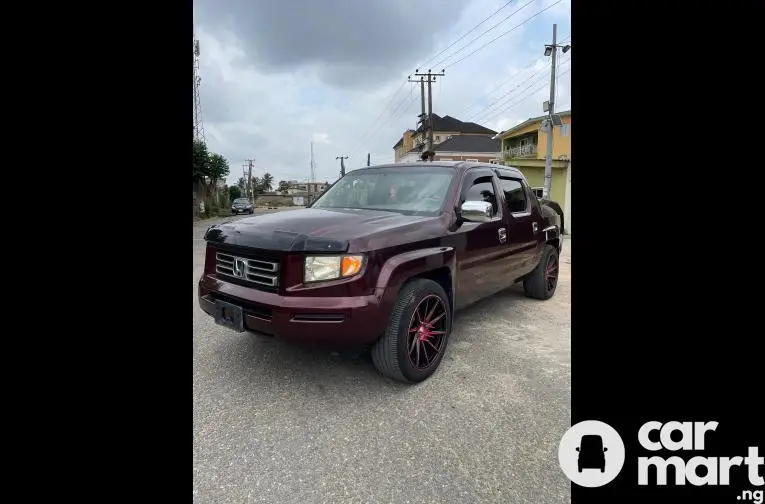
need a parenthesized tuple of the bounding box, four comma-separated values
(499, 177, 529, 214)
(561, 124, 569, 137)
(462, 176, 500, 217)
(530, 187, 544, 199)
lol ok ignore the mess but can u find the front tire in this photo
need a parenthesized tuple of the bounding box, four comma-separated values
(523, 244, 560, 300)
(371, 278, 451, 383)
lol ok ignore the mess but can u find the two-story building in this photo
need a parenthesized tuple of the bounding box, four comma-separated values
(392, 114, 497, 162)
(283, 180, 328, 195)
(494, 110, 571, 233)
(397, 135, 502, 164)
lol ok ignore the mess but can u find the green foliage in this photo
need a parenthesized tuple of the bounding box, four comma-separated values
(208, 153, 230, 182)
(193, 140, 210, 185)
(260, 172, 274, 192)
(278, 180, 289, 193)
(229, 185, 242, 200)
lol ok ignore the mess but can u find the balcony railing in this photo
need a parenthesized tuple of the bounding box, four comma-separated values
(503, 144, 538, 158)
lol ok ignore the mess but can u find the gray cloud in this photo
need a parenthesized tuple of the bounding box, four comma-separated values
(193, 0, 572, 186)
(193, 0, 469, 87)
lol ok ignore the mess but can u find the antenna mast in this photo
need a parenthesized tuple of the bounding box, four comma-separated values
(193, 30, 206, 143)
(310, 142, 316, 182)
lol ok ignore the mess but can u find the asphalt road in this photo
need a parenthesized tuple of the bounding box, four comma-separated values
(193, 211, 571, 504)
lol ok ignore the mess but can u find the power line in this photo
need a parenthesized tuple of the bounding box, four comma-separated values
(482, 65, 571, 126)
(438, 0, 565, 70)
(460, 34, 570, 118)
(470, 54, 571, 123)
(482, 64, 571, 126)
(431, 0, 536, 70)
(347, 78, 408, 155)
(416, 0, 517, 71)
(350, 83, 415, 159)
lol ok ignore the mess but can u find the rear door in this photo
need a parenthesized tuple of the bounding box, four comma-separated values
(452, 169, 514, 310)
(496, 172, 543, 279)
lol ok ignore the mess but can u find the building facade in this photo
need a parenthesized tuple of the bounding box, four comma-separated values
(392, 114, 497, 162)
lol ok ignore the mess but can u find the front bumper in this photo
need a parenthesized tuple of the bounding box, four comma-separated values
(198, 276, 392, 346)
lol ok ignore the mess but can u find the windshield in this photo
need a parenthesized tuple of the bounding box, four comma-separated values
(234, 199, 249, 204)
(311, 167, 455, 215)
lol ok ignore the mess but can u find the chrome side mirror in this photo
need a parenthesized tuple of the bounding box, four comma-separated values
(460, 200, 493, 223)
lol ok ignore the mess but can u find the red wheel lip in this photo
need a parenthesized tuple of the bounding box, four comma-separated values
(406, 294, 448, 371)
(544, 253, 559, 293)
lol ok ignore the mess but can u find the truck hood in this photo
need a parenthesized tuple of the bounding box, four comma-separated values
(204, 207, 441, 252)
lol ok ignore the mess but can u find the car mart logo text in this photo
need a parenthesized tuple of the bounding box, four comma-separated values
(637, 421, 763, 489)
(559, 420, 763, 497)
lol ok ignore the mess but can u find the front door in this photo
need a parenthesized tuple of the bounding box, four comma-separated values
(453, 171, 513, 310)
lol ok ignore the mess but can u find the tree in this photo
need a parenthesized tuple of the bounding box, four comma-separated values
(229, 185, 242, 200)
(261, 172, 274, 192)
(278, 180, 290, 194)
(251, 176, 262, 195)
(208, 154, 230, 185)
(193, 140, 210, 186)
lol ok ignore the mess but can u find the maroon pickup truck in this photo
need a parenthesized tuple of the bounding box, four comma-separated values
(198, 161, 563, 383)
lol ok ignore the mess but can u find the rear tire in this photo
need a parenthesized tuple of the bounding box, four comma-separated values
(523, 244, 560, 300)
(371, 278, 451, 383)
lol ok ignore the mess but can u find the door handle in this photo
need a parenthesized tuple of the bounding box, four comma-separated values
(498, 228, 507, 244)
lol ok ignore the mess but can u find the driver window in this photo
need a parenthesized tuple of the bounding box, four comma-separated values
(462, 175, 499, 216)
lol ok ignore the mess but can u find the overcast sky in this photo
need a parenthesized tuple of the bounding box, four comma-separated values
(193, 0, 571, 187)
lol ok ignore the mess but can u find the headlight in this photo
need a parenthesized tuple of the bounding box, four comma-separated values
(304, 255, 364, 282)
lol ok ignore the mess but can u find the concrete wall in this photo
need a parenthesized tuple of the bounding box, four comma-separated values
(255, 194, 312, 206)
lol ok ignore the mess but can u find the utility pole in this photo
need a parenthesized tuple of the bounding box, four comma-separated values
(367, 153, 371, 167)
(310, 142, 316, 182)
(336, 155, 349, 178)
(410, 70, 444, 161)
(541, 24, 571, 200)
(245, 158, 255, 200)
(241, 164, 248, 198)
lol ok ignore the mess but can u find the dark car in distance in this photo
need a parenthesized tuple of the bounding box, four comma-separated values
(577, 435, 607, 472)
(231, 198, 253, 215)
(199, 161, 563, 383)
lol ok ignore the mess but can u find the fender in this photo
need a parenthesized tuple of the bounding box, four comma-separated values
(376, 246, 457, 307)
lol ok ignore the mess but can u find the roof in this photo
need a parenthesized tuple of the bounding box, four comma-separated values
(405, 134, 500, 154)
(494, 110, 571, 139)
(412, 114, 496, 135)
(392, 129, 414, 149)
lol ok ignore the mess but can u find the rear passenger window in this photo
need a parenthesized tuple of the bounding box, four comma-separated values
(499, 178, 528, 214)
(463, 176, 499, 216)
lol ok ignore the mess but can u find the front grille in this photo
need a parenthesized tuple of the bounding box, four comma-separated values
(215, 251, 280, 289)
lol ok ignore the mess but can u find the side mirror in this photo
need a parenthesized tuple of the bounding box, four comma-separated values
(603, 447, 608, 452)
(460, 200, 493, 223)
(575, 447, 580, 452)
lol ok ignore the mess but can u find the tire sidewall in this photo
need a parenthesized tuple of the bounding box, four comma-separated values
(545, 247, 560, 298)
(394, 281, 452, 382)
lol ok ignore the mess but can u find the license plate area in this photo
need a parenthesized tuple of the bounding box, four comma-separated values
(214, 299, 245, 332)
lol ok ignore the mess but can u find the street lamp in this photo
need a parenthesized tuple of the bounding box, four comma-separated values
(562, 44, 571, 53)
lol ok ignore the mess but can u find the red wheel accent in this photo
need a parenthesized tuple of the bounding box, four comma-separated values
(406, 294, 447, 370)
(544, 253, 559, 294)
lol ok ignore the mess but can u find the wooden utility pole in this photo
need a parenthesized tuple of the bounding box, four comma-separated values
(336, 155, 349, 178)
(410, 69, 444, 161)
(245, 158, 255, 200)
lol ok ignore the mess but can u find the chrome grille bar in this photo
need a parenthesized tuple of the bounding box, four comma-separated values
(215, 251, 280, 288)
